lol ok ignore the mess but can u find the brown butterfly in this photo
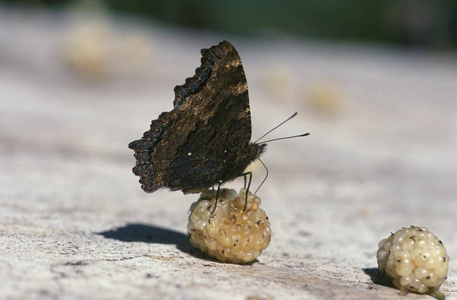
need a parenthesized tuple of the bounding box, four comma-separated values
(128, 41, 266, 195)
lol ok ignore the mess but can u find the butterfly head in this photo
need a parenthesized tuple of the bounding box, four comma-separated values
(249, 142, 266, 162)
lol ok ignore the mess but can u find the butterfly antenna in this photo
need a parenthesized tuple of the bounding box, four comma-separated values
(254, 158, 269, 194)
(260, 132, 309, 144)
(255, 112, 298, 144)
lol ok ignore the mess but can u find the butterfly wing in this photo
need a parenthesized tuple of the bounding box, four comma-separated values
(129, 41, 254, 193)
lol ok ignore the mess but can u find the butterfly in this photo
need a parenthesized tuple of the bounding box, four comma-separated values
(128, 41, 266, 195)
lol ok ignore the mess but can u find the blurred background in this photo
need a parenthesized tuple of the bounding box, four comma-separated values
(1, 0, 456, 212)
(1, 1, 457, 298)
(2, 0, 457, 49)
(0, 0, 456, 224)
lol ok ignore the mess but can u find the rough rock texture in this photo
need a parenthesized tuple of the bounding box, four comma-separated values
(0, 8, 456, 300)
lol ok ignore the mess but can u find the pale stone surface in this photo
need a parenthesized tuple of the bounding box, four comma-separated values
(1, 8, 456, 300)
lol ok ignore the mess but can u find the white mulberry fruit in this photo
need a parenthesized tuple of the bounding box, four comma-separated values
(377, 226, 449, 299)
(187, 188, 271, 263)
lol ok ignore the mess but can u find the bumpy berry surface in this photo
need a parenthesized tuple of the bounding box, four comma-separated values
(377, 226, 449, 297)
(187, 188, 271, 263)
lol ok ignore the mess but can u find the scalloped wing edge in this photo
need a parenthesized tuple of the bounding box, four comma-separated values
(173, 40, 237, 109)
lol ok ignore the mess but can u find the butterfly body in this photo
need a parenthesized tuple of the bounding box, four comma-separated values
(129, 41, 265, 194)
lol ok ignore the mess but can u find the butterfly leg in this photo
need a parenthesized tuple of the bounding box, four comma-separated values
(239, 171, 252, 211)
(210, 180, 223, 214)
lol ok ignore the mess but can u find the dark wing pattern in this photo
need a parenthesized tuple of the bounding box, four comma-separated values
(128, 41, 255, 194)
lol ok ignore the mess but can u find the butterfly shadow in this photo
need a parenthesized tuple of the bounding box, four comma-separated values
(97, 223, 258, 264)
(362, 267, 394, 288)
(97, 223, 189, 246)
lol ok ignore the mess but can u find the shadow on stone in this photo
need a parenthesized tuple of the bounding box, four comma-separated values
(98, 223, 188, 245)
(98, 223, 259, 264)
(176, 243, 258, 265)
(362, 267, 393, 288)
